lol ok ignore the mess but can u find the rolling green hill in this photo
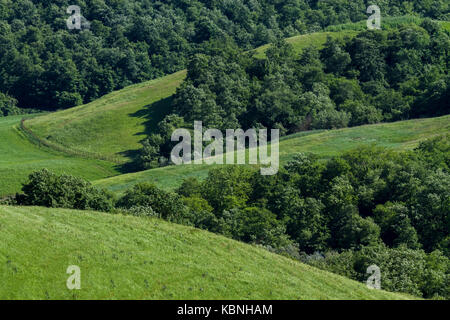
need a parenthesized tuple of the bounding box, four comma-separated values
(23, 19, 448, 165)
(25, 30, 360, 162)
(2, 23, 449, 197)
(94, 115, 450, 194)
(325, 16, 450, 32)
(0, 205, 414, 300)
(252, 30, 359, 58)
(0, 29, 361, 197)
(0, 115, 118, 197)
(25, 71, 186, 162)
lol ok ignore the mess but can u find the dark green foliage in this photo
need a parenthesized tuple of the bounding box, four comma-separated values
(171, 24, 449, 140)
(0, 92, 20, 116)
(136, 134, 166, 170)
(200, 166, 255, 213)
(137, 114, 186, 169)
(17, 169, 114, 212)
(415, 135, 450, 171)
(182, 196, 220, 232)
(374, 202, 420, 249)
(176, 135, 449, 257)
(169, 135, 448, 298)
(117, 183, 188, 223)
(1, 2, 447, 110)
(176, 177, 203, 198)
(307, 244, 449, 299)
(222, 207, 292, 248)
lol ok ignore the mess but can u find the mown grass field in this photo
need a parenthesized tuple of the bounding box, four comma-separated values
(94, 115, 450, 194)
(0, 205, 414, 300)
(0, 115, 119, 197)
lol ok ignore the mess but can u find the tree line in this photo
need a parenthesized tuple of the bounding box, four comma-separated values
(0, 0, 448, 111)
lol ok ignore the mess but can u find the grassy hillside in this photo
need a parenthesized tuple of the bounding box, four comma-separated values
(94, 115, 450, 194)
(26, 71, 186, 162)
(253, 30, 359, 58)
(325, 16, 450, 32)
(0, 115, 118, 197)
(0, 205, 413, 300)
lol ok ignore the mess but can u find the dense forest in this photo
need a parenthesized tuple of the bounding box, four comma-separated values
(138, 21, 450, 168)
(10, 134, 449, 298)
(0, 0, 449, 110)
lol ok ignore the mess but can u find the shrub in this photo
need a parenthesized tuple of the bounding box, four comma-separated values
(122, 206, 159, 218)
(308, 244, 449, 299)
(17, 169, 114, 212)
(176, 177, 203, 198)
(223, 207, 293, 248)
(182, 196, 221, 231)
(0, 92, 21, 116)
(117, 183, 189, 223)
(311, 108, 350, 129)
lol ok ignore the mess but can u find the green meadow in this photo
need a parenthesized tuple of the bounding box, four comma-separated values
(26, 71, 186, 162)
(94, 115, 450, 194)
(253, 30, 359, 58)
(0, 115, 118, 197)
(0, 205, 414, 300)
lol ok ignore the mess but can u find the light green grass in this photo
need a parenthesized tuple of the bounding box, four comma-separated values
(253, 30, 359, 58)
(0, 115, 119, 197)
(26, 71, 186, 162)
(94, 115, 450, 194)
(325, 16, 450, 32)
(0, 205, 414, 300)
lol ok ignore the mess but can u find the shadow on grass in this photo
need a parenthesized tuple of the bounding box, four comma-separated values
(115, 96, 174, 174)
(131, 96, 174, 137)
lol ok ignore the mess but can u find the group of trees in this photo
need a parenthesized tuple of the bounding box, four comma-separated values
(13, 134, 449, 298)
(16, 168, 115, 211)
(138, 20, 449, 168)
(0, 0, 448, 110)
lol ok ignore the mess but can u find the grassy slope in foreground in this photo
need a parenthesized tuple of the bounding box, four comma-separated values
(25, 31, 357, 162)
(94, 115, 450, 194)
(0, 115, 118, 197)
(0, 205, 413, 300)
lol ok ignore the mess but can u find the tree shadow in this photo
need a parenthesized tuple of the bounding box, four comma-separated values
(114, 96, 174, 174)
(131, 96, 174, 137)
